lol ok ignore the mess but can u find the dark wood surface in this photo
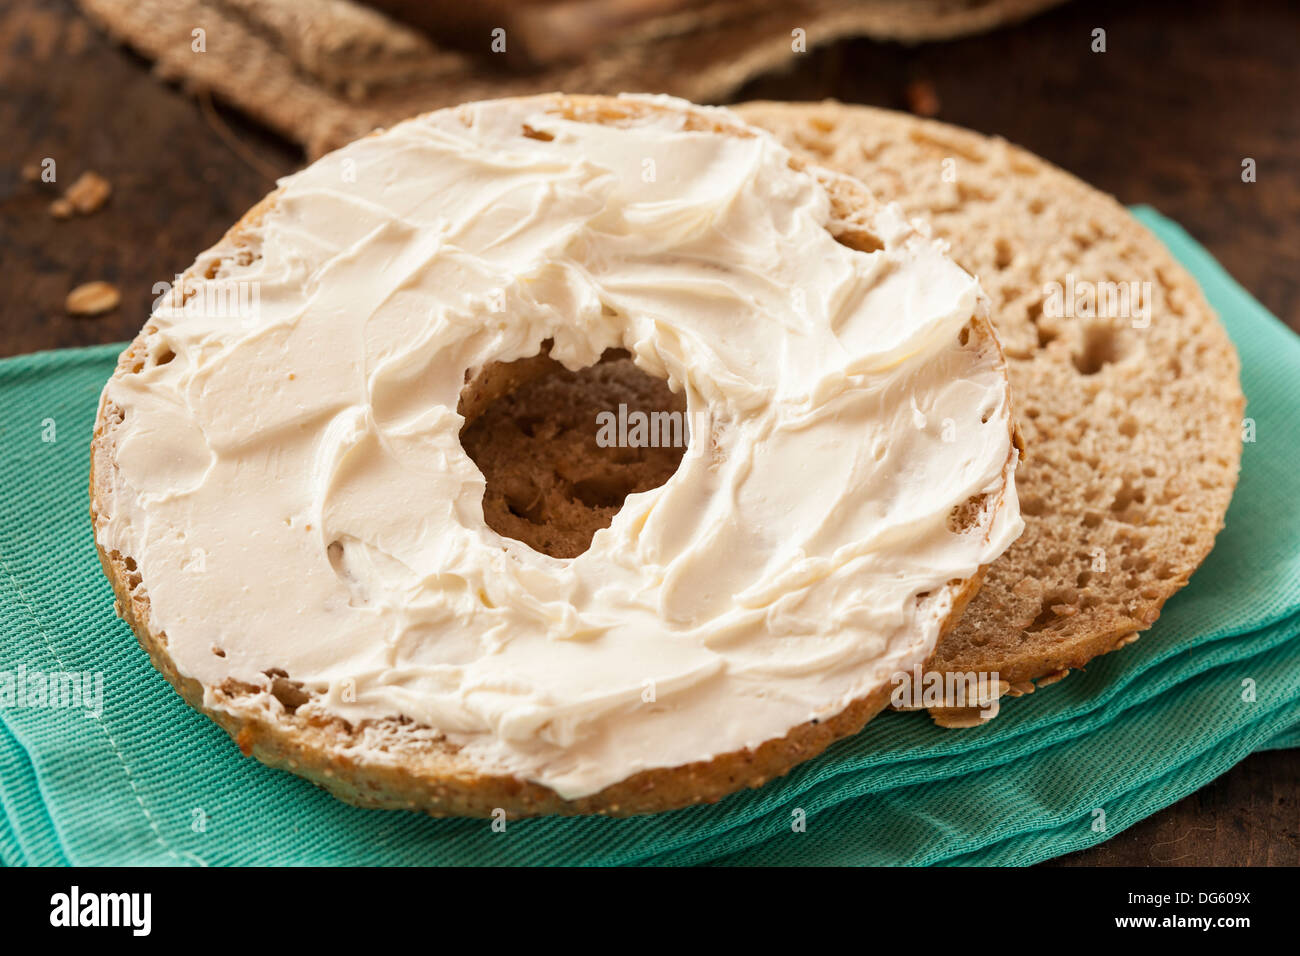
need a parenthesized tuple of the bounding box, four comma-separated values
(0, 0, 1295, 865)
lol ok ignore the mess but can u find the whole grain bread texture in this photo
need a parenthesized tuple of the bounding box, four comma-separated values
(91, 94, 1019, 816)
(460, 348, 688, 560)
(735, 101, 1243, 722)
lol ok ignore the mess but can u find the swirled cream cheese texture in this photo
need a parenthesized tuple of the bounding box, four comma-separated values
(98, 97, 1022, 798)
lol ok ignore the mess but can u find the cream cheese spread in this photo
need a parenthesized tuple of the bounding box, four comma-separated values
(97, 96, 1022, 798)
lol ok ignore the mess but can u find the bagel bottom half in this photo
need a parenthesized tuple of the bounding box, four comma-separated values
(91, 95, 1019, 816)
(735, 101, 1244, 723)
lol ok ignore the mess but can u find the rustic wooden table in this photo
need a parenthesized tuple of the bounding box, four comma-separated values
(0, 0, 1295, 864)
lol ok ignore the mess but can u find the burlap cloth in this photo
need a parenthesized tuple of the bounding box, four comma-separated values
(75, 0, 1067, 157)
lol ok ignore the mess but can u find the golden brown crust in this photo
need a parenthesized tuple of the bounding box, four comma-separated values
(89, 94, 1017, 816)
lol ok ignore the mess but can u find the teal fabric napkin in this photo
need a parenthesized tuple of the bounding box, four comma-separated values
(0, 207, 1296, 866)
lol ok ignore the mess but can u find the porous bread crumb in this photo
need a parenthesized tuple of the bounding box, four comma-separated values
(737, 101, 1243, 698)
(460, 352, 686, 559)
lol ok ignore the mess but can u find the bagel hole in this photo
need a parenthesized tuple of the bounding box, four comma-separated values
(460, 345, 687, 559)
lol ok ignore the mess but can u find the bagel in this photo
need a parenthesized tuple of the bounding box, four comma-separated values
(735, 101, 1244, 717)
(90, 94, 1021, 815)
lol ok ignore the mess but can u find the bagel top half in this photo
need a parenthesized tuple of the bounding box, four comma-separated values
(91, 94, 1021, 816)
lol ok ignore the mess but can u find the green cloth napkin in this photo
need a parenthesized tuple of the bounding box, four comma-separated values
(0, 207, 1296, 866)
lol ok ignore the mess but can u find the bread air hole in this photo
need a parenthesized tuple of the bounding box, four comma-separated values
(1072, 322, 1130, 376)
(459, 344, 687, 559)
(264, 670, 310, 714)
(833, 226, 884, 254)
(1024, 589, 1079, 634)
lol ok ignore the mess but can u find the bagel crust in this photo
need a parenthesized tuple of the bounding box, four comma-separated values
(90, 94, 1020, 816)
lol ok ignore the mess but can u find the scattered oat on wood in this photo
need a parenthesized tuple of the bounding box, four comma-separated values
(50, 198, 74, 219)
(64, 170, 113, 214)
(66, 281, 121, 316)
(21, 162, 41, 183)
